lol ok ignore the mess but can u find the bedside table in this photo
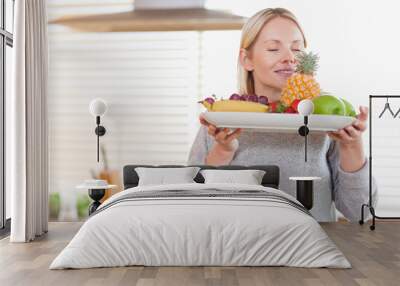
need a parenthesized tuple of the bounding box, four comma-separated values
(77, 180, 117, 215)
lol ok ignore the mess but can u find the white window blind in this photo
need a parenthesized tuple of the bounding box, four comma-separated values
(48, 1, 203, 197)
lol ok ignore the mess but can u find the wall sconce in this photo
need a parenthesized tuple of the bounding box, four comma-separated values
(293, 99, 318, 211)
(89, 98, 107, 162)
(297, 99, 314, 162)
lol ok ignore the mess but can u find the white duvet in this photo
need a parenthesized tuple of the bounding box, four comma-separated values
(50, 183, 351, 269)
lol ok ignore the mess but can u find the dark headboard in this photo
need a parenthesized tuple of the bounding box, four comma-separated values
(123, 165, 280, 190)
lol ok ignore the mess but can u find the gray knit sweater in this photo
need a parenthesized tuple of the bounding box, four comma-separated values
(187, 126, 378, 222)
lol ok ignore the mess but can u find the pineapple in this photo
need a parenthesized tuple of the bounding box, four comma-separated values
(280, 51, 321, 107)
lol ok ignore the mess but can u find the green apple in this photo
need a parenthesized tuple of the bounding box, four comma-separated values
(312, 95, 346, 116)
(341, 98, 357, 117)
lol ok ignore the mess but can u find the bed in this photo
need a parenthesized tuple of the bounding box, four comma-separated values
(50, 165, 350, 269)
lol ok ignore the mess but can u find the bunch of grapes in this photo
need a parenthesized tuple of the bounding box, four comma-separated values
(202, 93, 269, 106)
(203, 94, 217, 104)
(229, 93, 269, 105)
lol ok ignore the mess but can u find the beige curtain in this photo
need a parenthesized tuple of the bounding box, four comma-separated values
(9, 0, 48, 242)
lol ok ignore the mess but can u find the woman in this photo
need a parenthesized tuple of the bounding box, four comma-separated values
(187, 8, 378, 222)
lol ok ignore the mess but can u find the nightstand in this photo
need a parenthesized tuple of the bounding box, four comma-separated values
(77, 180, 117, 215)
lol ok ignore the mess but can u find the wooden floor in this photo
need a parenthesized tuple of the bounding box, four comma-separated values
(0, 222, 399, 286)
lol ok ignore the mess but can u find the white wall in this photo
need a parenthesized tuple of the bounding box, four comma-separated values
(205, 0, 400, 118)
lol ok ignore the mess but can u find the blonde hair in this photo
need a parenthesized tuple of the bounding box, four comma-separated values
(238, 8, 307, 95)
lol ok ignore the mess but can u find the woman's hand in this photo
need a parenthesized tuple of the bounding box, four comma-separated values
(199, 114, 242, 152)
(327, 106, 368, 147)
(327, 106, 368, 172)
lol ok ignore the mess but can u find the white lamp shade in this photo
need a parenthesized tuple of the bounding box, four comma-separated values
(89, 98, 107, 116)
(298, 99, 314, 116)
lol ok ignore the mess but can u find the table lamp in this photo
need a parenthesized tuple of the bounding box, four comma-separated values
(89, 98, 107, 162)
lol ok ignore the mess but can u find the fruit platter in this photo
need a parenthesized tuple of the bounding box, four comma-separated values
(199, 51, 357, 133)
(202, 112, 355, 133)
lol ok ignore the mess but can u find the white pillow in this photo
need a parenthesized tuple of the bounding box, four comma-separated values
(135, 167, 201, 186)
(200, 169, 266, 185)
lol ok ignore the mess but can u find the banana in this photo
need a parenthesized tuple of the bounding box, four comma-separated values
(200, 100, 269, 112)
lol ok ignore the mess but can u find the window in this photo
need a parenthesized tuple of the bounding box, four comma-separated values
(0, 0, 14, 235)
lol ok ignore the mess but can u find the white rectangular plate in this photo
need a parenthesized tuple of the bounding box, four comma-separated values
(202, 112, 357, 133)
